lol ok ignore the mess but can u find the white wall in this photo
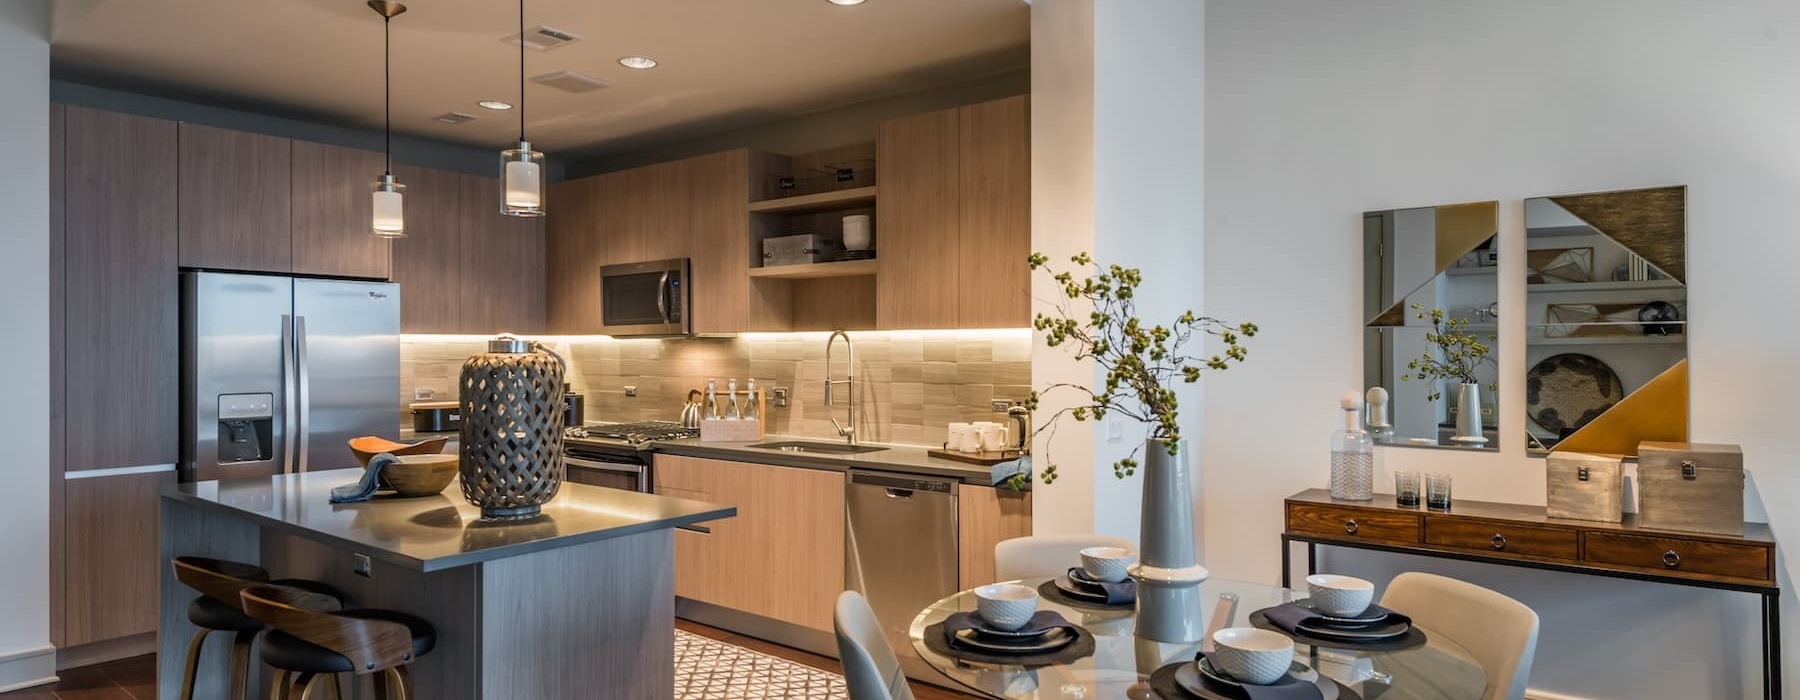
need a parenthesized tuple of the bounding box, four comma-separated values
(1203, 1, 1800, 697)
(0, 0, 55, 692)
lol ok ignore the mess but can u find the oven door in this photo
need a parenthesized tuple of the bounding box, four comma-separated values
(566, 453, 650, 493)
(600, 259, 690, 337)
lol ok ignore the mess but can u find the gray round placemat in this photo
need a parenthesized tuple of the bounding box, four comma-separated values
(921, 620, 1096, 667)
(1526, 353, 1624, 435)
(1037, 578, 1133, 610)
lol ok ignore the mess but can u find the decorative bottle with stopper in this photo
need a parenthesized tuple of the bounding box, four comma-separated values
(1365, 386, 1395, 444)
(1331, 391, 1374, 501)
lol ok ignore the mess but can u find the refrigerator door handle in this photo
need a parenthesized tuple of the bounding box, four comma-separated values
(281, 314, 297, 474)
(296, 315, 311, 473)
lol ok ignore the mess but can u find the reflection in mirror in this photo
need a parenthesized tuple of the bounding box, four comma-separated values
(1524, 186, 1687, 454)
(1362, 201, 1500, 451)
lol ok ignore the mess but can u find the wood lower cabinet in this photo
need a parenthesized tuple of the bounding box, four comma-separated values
(63, 105, 179, 473)
(290, 141, 392, 279)
(957, 485, 1034, 590)
(177, 123, 292, 272)
(654, 455, 844, 632)
(62, 471, 173, 646)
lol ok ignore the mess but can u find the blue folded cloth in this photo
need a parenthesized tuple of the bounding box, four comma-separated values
(1066, 568, 1136, 604)
(1263, 601, 1409, 634)
(1196, 652, 1322, 700)
(329, 453, 396, 503)
(942, 610, 1074, 646)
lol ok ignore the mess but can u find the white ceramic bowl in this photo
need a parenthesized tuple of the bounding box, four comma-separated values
(1078, 546, 1135, 583)
(1306, 574, 1375, 616)
(973, 583, 1040, 631)
(1211, 627, 1295, 685)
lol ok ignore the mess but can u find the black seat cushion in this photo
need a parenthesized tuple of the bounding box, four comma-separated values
(186, 579, 343, 633)
(259, 609, 436, 674)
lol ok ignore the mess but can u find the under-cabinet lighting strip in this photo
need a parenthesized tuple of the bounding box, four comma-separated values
(401, 329, 1032, 343)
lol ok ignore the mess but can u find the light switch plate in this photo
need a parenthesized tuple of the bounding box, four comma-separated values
(771, 387, 790, 408)
(413, 388, 434, 400)
(990, 399, 1014, 412)
(624, 385, 638, 397)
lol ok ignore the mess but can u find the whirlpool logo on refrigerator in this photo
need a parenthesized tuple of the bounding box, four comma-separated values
(368, 291, 389, 300)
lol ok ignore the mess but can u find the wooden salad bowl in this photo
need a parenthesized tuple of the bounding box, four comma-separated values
(382, 453, 460, 497)
(347, 435, 451, 467)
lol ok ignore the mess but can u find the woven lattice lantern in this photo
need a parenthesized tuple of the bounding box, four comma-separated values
(459, 335, 566, 518)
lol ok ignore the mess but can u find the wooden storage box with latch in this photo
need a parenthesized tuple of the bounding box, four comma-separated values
(1637, 441, 1745, 536)
(1546, 452, 1624, 523)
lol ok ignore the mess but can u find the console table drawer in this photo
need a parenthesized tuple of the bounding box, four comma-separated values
(1584, 532, 1771, 582)
(1286, 504, 1419, 543)
(1426, 519, 1577, 561)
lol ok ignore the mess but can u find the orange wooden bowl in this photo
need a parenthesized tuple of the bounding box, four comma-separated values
(383, 454, 459, 497)
(347, 435, 451, 467)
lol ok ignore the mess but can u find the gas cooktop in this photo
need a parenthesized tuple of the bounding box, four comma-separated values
(565, 421, 698, 446)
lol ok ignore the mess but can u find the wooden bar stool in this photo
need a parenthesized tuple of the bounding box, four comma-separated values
(239, 585, 437, 700)
(171, 557, 343, 700)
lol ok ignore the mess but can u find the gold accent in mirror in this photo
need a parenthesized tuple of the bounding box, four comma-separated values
(1548, 186, 1686, 283)
(1434, 201, 1500, 274)
(1550, 359, 1688, 457)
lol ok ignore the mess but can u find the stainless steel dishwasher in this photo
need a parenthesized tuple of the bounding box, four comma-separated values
(844, 469, 960, 668)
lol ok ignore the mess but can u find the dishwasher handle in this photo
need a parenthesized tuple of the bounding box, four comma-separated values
(848, 469, 958, 495)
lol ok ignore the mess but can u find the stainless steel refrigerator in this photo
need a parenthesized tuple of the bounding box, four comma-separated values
(180, 272, 401, 482)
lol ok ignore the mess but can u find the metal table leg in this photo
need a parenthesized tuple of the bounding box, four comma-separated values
(1766, 592, 1782, 700)
(1307, 542, 1317, 578)
(1280, 535, 1292, 588)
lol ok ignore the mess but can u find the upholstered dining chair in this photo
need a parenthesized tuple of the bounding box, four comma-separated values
(835, 590, 915, 700)
(993, 534, 1135, 581)
(1380, 572, 1540, 700)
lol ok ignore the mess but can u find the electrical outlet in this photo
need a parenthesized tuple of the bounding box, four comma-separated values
(991, 399, 1015, 412)
(352, 553, 372, 578)
(771, 387, 790, 408)
(412, 388, 434, 400)
(624, 385, 638, 397)
(1106, 417, 1124, 442)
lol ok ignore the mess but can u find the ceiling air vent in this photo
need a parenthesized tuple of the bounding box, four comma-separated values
(433, 112, 478, 125)
(505, 25, 582, 51)
(531, 70, 609, 93)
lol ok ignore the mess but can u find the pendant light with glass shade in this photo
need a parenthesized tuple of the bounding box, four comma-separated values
(368, 0, 408, 237)
(500, 0, 546, 217)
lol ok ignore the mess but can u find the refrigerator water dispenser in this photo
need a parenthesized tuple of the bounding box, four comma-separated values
(217, 393, 273, 464)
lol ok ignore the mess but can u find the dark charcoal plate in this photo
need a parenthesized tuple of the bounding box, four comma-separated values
(951, 626, 1076, 654)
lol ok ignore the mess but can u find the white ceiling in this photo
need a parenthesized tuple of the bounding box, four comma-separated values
(51, 0, 1029, 156)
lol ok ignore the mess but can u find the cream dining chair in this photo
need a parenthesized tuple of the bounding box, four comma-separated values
(1380, 572, 1540, 700)
(993, 534, 1134, 581)
(834, 590, 915, 700)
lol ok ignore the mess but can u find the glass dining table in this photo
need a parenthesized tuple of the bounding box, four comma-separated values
(908, 577, 1488, 700)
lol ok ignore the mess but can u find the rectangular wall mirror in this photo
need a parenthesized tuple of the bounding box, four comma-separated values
(1524, 186, 1688, 454)
(1363, 201, 1500, 450)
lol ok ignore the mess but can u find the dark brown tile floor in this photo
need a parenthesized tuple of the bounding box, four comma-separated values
(2, 621, 976, 700)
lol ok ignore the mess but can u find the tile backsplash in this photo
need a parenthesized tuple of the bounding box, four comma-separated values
(400, 330, 1032, 447)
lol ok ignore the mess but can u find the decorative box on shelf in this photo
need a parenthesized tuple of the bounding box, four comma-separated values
(1545, 451, 1625, 522)
(763, 234, 842, 267)
(1637, 441, 1745, 536)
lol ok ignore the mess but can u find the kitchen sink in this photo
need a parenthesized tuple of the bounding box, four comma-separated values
(747, 441, 888, 455)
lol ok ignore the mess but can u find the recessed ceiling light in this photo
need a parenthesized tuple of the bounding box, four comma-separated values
(618, 55, 658, 69)
(478, 100, 514, 110)
(827, 0, 868, 4)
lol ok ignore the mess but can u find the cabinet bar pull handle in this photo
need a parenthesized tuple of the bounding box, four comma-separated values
(1491, 533, 1507, 550)
(1662, 550, 1681, 568)
(1344, 519, 1359, 535)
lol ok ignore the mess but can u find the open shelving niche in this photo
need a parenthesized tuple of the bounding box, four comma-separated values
(747, 143, 879, 331)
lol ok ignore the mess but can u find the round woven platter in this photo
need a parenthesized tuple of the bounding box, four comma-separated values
(1526, 353, 1624, 436)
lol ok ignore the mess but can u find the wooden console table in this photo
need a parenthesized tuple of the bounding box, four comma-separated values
(1280, 488, 1781, 699)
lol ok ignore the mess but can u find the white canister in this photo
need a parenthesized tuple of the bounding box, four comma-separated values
(842, 214, 873, 251)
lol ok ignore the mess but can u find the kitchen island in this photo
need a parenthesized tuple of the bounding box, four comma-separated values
(158, 469, 735, 700)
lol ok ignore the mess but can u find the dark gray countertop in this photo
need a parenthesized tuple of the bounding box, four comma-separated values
(163, 469, 735, 572)
(650, 436, 1031, 486)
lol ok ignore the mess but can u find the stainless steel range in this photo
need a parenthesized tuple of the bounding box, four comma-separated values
(563, 421, 698, 492)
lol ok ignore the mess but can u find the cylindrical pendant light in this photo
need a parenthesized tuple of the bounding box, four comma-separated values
(368, 1, 408, 237)
(500, 0, 546, 217)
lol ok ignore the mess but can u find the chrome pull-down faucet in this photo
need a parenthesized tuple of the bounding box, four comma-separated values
(825, 330, 855, 444)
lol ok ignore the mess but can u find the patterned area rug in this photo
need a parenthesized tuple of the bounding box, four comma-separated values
(675, 630, 850, 699)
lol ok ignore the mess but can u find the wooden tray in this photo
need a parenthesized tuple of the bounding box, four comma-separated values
(929, 448, 1024, 465)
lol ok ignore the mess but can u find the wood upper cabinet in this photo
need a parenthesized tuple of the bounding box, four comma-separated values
(545, 175, 605, 333)
(460, 173, 546, 334)
(957, 95, 1031, 329)
(655, 455, 844, 632)
(390, 165, 462, 333)
(177, 123, 292, 272)
(636, 160, 692, 262)
(291, 140, 392, 279)
(877, 106, 963, 329)
(63, 106, 179, 472)
(686, 150, 751, 335)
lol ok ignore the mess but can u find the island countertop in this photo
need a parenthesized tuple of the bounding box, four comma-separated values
(163, 469, 736, 572)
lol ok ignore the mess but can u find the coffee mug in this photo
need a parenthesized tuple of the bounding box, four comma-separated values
(947, 423, 978, 452)
(974, 423, 1009, 452)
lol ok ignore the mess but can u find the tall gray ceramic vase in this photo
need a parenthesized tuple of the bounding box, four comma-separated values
(1132, 437, 1210, 643)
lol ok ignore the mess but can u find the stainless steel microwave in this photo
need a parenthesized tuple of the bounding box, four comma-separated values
(600, 258, 690, 337)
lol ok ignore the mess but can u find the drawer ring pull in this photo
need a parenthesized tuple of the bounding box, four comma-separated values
(1344, 519, 1359, 535)
(1491, 533, 1507, 550)
(1662, 550, 1681, 568)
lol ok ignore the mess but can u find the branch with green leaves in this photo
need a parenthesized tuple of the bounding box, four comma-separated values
(1015, 251, 1257, 489)
(1400, 304, 1497, 401)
